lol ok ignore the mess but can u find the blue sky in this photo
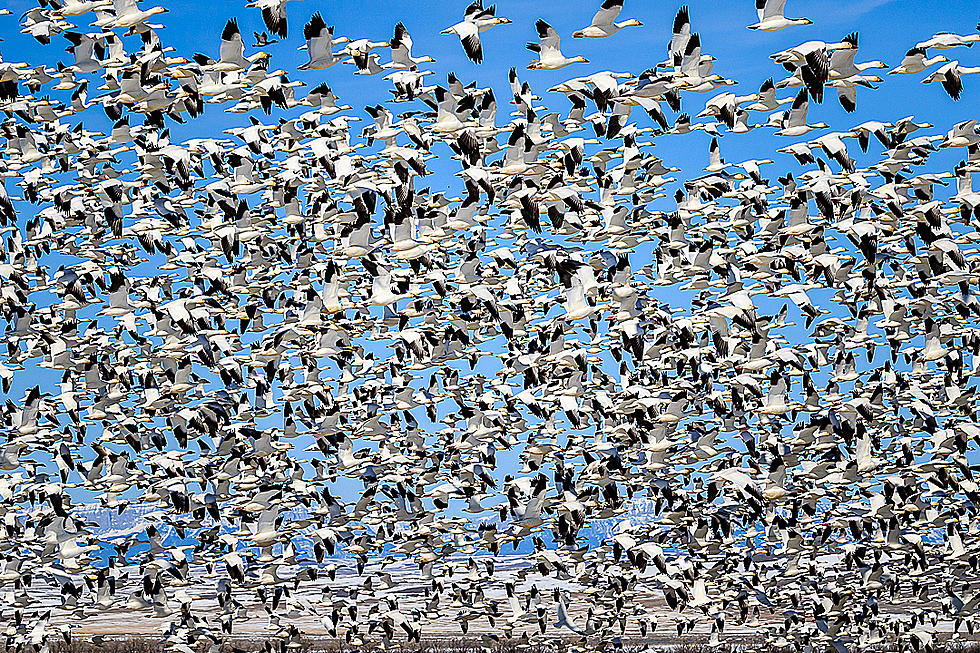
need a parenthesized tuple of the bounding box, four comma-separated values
(1, 0, 977, 187)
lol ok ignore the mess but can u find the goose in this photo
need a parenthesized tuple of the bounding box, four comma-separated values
(349, 50, 385, 75)
(670, 33, 736, 92)
(704, 138, 728, 172)
(922, 60, 980, 100)
(527, 20, 589, 70)
(748, 0, 812, 31)
(829, 74, 880, 112)
(252, 31, 276, 47)
(771, 34, 857, 68)
(298, 12, 351, 70)
(889, 48, 949, 75)
(941, 120, 980, 148)
(63, 32, 104, 74)
(94, 0, 167, 30)
(341, 37, 390, 59)
(246, 0, 289, 39)
(52, 0, 112, 17)
(745, 77, 794, 111)
(572, 0, 642, 39)
(385, 22, 435, 70)
(210, 17, 269, 72)
(441, 0, 511, 64)
(915, 31, 980, 50)
(776, 88, 828, 136)
(667, 5, 691, 69)
(828, 34, 886, 80)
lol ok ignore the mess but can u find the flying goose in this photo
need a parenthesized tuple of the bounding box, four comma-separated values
(527, 20, 589, 70)
(889, 47, 949, 75)
(573, 0, 643, 39)
(441, 0, 511, 64)
(922, 60, 980, 100)
(385, 22, 435, 69)
(748, 0, 812, 31)
(94, 0, 167, 30)
(776, 88, 828, 136)
(915, 31, 980, 50)
(246, 0, 290, 39)
(298, 12, 351, 70)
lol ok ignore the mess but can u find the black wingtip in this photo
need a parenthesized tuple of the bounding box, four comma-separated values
(222, 17, 240, 42)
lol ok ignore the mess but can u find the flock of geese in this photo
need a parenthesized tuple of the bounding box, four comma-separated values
(2, 0, 980, 651)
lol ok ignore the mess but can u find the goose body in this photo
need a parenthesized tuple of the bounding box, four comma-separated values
(527, 19, 589, 70)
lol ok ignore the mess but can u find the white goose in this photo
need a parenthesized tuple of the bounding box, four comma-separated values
(573, 0, 642, 39)
(923, 60, 980, 101)
(748, 0, 811, 31)
(94, 0, 167, 30)
(441, 0, 511, 64)
(527, 20, 589, 70)
(385, 22, 435, 70)
(298, 12, 351, 70)
(889, 47, 949, 75)
(776, 88, 828, 136)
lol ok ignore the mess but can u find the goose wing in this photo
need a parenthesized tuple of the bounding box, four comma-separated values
(670, 5, 690, 64)
(390, 22, 413, 60)
(786, 88, 808, 126)
(533, 19, 560, 57)
(464, 0, 494, 21)
(758, 0, 788, 21)
(591, 0, 624, 27)
(219, 18, 244, 64)
(456, 21, 483, 64)
(261, 0, 287, 39)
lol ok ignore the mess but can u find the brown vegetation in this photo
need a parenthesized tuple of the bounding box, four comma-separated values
(41, 638, 980, 653)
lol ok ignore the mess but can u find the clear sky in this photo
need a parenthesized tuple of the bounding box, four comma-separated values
(2, 0, 978, 160)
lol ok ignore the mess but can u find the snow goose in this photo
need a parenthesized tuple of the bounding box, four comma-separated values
(63, 32, 103, 74)
(442, 0, 511, 64)
(252, 31, 276, 47)
(246, 0, 290, 39)
(385, 22, 435, 70)
(941, 120, 979, 148)
(667, 5, 691, 69)
(776, 88, 828, 136)
(915, 31, 980, 50)
(922, 60, 980, 100)
(771, 33, 857, 101)
(748, 0, 811, 31)
(889, 47, 949, 75)
(573, 0, 642, 39)
(52, 0, 112, 17)
(745, 78, 793, 111)
(210, 18, 269, 72)
(94, 0, 167, 30)
(704, 138, 728, 172)
(527, 20, 589, 70)
(349, 51, 385, 75)
(298, 12, 350, 70)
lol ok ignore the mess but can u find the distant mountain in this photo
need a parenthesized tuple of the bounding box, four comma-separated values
(77, 497, 943, 565)
(76, 498, 661, 560)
